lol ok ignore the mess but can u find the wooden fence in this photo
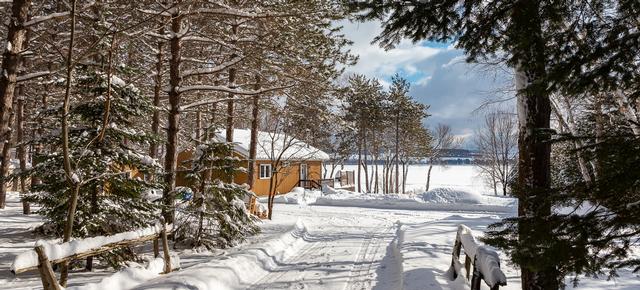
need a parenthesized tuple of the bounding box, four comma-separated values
(11, 221, 174, 290)
(298, 179, 333, 190)
(450, 224, 507, 290)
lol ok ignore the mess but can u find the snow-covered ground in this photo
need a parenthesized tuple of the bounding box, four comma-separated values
(1, 165, 638, 289)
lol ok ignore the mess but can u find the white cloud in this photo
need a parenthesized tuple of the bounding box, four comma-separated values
(338, 19, 514, 149)
(339, 20, 444, 81)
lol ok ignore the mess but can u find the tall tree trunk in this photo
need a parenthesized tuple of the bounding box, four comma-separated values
(511, 1, 560, 287)
(163, 3, 183, 225)
(150, 31, 164, 160)
(16, 97, 29, 214)
(374, 155, 379, 193)
(402, 161, 408, 194)
(0, 103, 16, 204)
(550, 97, 592, 184)
(0, 0, 31, 209)
(515, 64, 558, 290)
(593, 95, 605, 180)
(357, 133, 362, 193)
(225, 24, 239, 145)
(59, 1, 78, 285)
(247, 76, 260, 189)
(395, 112, 400, 194)
(425, 163, 433, 191)
(363, 129, 369, 193)
(195, 110, 202, 143)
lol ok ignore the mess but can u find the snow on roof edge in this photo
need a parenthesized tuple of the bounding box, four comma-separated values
(214, 129, 329, 161)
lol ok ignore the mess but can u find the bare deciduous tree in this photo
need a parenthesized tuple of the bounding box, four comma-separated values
(474, 111, 517, 196)
(425, 124, 459, 191)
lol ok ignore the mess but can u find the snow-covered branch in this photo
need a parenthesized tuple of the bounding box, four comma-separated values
(24, 12, 69, 27)
(182, 56, 244, 78)
(194, 8, 301, 19)
(16, 71, 50, 82)
(177, 84, 293, 95)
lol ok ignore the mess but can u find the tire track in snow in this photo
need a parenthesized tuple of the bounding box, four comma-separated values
(251, 237, 325, 289)
(344, 224, 393, 290)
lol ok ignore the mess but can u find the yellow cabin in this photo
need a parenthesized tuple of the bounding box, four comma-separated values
(176, 129, 331, 196)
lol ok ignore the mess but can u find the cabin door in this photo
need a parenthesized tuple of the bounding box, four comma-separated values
(299, 163, 308, 181)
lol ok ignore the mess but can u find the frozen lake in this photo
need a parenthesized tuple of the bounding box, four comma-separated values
(339, 164, 492, 195)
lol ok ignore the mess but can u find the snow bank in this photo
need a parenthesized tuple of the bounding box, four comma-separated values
(271, 187, 321, 205)
(418, 188, 482, 204)
(11, 223, 171, 273)
(67, 255, 181, 290)
(131, 220, 309, 290)
(315, 187, 516, 213)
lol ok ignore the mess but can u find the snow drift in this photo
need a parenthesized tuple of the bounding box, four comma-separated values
(314, 187, 515, 213)
(418, 188, 482, 204)
(130, 220, 309, 290)
(67, 255, 181, 290)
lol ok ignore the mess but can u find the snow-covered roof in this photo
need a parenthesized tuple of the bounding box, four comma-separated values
(215, 129, 329, 161)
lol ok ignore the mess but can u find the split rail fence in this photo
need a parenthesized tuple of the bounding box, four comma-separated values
(449, 224, 507, 290)
(10, 220, 174, 290)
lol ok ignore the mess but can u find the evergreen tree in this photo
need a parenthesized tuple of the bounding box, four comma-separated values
(22, 67, 162, 245)
(173, 141, 259, 249)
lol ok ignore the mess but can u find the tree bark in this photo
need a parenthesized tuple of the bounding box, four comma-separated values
(60, 1, 78, 285)
(426, 163, 433, 192)
(150, 30, 164, 160)
(357, 133, 362, 193)
(362, 129, 369, 193)
(247, 75, 260, 189)
(395, 111, 400, 194)
(225, 24, 239, 145)
(163, 3, 183, 225)
(0, 0, 31, 209)
(16, 98, 29, 214)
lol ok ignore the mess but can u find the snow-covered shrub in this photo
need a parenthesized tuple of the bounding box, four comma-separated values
(174, 142, 259, 249)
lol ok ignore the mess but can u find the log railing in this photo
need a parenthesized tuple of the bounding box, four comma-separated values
(449, 224, 507, 290)
(11, 220, 174, 290)
(298, 179, 333, 190)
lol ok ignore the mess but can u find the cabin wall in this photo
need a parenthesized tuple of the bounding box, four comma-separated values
(175, 149, 323, 196)
(249, 160, 323, 196)
(175, 150, 247, 188)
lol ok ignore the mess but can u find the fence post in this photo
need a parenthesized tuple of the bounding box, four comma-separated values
(153, 238, 160, 258)
(465, 254, 472, 279)
(450, 231, 462, 279)
(161, 221, 172, 273)
(470, 256, 482, 290)
(34, 245, 62, 290)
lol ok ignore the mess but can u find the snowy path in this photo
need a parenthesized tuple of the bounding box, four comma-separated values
(245, 205, 462, 290)
(250, 214, 395, 290)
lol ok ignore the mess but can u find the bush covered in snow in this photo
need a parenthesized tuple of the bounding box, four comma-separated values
(174, 142, 259, 250)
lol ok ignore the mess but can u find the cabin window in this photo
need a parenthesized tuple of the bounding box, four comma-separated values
(259, 164, 272, 179)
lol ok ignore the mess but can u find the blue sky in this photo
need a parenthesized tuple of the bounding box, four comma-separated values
(340, 20, 514, 148)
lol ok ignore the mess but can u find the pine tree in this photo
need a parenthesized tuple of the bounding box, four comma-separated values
(22, 67, 162, 250)
(174, 141, 259, 249)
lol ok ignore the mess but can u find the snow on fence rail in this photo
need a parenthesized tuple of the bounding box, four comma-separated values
(10, 220, 175, 290)
(449, 224, 507, 290)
